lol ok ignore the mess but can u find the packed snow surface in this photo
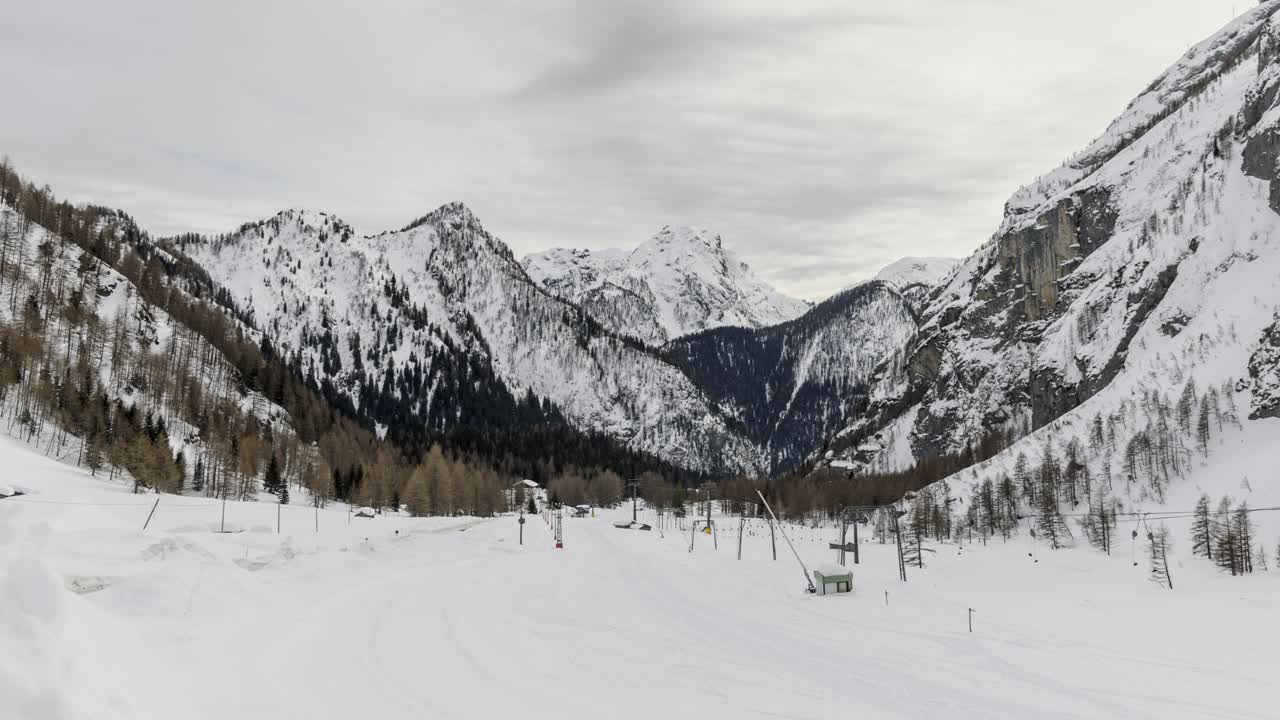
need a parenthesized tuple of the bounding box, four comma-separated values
(3, 435, 1278, 719)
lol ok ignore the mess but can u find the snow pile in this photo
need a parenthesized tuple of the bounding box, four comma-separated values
(0, 506, 68, 719)
(0, 504, 194, 720)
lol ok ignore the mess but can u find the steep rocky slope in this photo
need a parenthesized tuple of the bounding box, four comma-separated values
(665, 281, 918, 475)
(821, 1, 1280, 477)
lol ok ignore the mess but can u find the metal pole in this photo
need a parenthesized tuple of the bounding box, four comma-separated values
(220, 492, 227, 533)
(143, 495, 160, 531)
(838, 519, 847, 565)
(893, 510, 907, 582)
(852, 519, 860, 564)
(756, 490, 816, 593)
(737, 513, 744, 560)
(315, 495, 319, 533)
(770, 516, 777, 561)
(705, 488, 711, 545)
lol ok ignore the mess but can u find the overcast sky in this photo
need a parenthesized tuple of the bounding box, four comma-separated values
(0, 0, 1249, 299)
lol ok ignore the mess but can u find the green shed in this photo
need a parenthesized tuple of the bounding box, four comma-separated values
(814, 564, 852, 595)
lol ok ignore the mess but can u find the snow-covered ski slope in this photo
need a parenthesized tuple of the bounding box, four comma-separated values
(4, 435, 1278, 720)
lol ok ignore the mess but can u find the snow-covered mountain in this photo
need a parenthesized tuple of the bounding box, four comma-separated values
(820, 2, 1280, 484)
(665, 281, 918, 475)
(175, 205, 764, 475)
(521, 225, 810, 346)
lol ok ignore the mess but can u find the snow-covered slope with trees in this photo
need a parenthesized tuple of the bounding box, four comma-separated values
(176, 206, 764, 475)
(817, 2, 1280, 549)
(665, 282, 918, 475)
(522, 225, 810, 346)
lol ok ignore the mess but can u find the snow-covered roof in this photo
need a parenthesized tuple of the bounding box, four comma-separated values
(0, 484, 14, 497)
(816, 563, 851, 578)
(512, 479, 539, 488)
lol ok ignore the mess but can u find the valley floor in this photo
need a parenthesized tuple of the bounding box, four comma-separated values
(2, 435, 1278, 720)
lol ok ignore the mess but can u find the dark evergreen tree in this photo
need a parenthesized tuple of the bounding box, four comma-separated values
(1189, 493, 1213, 560)
(264, 454, 283, 497)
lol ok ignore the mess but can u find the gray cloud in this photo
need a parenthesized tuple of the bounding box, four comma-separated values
(0, 0, 1246, 299)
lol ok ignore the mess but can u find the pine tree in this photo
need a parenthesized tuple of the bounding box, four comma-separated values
(997, 474, 1017, 540)
(1176, 381, 1196, 435)
(1189, 494, 1213, 560)
(1233, 504, 1255, 574)
(1196, 401, 1212, 456)
(84, 433, 104, 476)
(1255, 544, 1269, 573)
(1036, 460, 1070, 549)
(1014, 452, 1032, 503)
(192, 456, 206, 494)
(403, 462, 431, 516)
(264, 454, 283, 497)
(1081, 491, 1115, 555)
(1147, 524, 1173, 589)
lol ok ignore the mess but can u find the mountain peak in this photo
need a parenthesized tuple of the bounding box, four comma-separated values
(400, 201, 483, 234)
(872, 257, 957, 290)
(522, 226, 808, 345)
(648, 225, 723, 253)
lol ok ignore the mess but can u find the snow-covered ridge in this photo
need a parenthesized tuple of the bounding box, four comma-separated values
(872, 257, 957, 292)
(1003, 0, 1280, 229)
(522, 225, 810, 346)
(177, 206, 765, 474)
(821, 2, 1280, 494)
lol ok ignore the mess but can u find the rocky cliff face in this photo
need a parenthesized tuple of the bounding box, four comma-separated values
(821, 1, 1280, 474)
(1247, 313, 1280, 419)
